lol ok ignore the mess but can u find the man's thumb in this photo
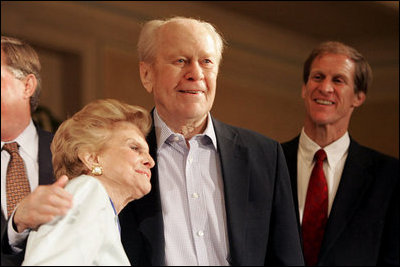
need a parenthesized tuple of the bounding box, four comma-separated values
(54, 175, 69, 188)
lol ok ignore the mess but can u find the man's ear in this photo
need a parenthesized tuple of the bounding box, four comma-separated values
(139, 61, 154, 94)
(352, 91, 366, 108)
(301, 84, 307, 99)
(78, 150, 99, 172)
(23, 74, 37, 99)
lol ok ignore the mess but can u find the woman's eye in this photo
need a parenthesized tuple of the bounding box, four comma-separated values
(334, 78, 344, 84)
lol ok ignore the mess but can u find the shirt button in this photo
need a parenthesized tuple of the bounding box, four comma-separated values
(197, 230, 204, 237)
(188, 157, 193, 164)
(192, 193, 199, 199)
(173, 136, 180, 142)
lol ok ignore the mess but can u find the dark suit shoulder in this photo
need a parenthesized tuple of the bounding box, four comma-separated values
(36, 125, 55, 185)
(354, 142, 398, 160)
(212, 117, 279, 148)
(37, 126, 54, 141)
(281, 136, 300, 147)
(281, 136, 299, 154)
(350, 140, 399, 173)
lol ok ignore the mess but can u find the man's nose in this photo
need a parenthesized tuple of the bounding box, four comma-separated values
(319, 79, 334, 93)
(184, 61, 204, 81)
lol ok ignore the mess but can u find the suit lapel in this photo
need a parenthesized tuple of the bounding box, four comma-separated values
(213, 118, 250, 265)
(137, 124, 165, 265)
(319, 140, 374, 260)
(282, 136, 301, 228)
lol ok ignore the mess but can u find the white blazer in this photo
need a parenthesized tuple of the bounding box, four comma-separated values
(22, 175, 130, 266)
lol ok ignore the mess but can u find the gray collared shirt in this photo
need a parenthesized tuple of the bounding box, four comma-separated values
(154, 109, 229, 266)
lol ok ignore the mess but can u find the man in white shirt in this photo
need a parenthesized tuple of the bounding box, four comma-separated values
(282, 41, 399, 266)
(1, 36, 72, 266)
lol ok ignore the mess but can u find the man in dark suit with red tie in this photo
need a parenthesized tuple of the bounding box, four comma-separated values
(282, 41, 399, 265)
(1, 36, 72, 266)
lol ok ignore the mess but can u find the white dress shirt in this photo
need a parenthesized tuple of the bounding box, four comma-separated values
(154, 109, 229, 266)
(22, 175, 130, 266)
(1, 120, 39, 251)
(1, 120, 39, 219)
(297, 128, 350, 224)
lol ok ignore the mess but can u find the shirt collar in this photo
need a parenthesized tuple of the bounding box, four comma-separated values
(1, 120, 38, 159)
(299, 127, 350, 168)
(153, 108, 217, 151)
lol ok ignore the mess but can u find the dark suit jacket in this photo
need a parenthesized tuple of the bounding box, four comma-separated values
(1, 126, 54, 266)
(282, 136, 399, 266)
(119, 116, 304, 266)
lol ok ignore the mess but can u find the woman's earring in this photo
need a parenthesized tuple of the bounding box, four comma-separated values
(91, 165, 103, 176)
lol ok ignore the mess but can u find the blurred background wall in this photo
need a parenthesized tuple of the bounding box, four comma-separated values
(1, 1, 398, 158)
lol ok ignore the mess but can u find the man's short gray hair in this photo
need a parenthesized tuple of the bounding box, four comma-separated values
(137, 16, 225, 64)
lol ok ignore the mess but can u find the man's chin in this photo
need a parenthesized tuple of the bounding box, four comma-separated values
(179, 105, 209, 119)
(309, 114, 335, 127)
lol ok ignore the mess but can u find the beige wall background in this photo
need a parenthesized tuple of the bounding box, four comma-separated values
(1, 1, 398, 158)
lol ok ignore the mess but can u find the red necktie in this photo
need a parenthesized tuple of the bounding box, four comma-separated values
(3, 142, 31, 217)
(302, 149, 328, 266)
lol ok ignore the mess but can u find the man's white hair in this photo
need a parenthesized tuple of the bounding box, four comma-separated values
(137, 16, 225, 64)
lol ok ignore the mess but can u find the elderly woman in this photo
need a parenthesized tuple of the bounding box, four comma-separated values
(22, 99, 155, 265)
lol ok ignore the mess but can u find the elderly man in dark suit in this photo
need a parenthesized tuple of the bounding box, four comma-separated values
(117, 16, 303, 266)
(282, 41, 399, 266)
(1, 36, 72, 266)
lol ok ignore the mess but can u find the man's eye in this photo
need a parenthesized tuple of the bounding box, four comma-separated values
(311, 75, 324, 82)
(130, 146, 139, 151)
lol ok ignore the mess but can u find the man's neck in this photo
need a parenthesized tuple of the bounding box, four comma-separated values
(304, 122, 348, 148)
(158, 112, 208, 140)
(1, 118, 31, 142)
